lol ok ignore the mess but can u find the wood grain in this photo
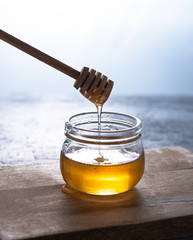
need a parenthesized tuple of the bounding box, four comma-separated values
(0, 146, 193, 240)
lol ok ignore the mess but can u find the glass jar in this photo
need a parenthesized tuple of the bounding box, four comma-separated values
(60, 112, 145, 195)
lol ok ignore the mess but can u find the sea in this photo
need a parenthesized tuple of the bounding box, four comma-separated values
(0, 94, 193, 165)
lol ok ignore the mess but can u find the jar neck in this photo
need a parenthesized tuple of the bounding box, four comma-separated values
(65, 112, 142, 145)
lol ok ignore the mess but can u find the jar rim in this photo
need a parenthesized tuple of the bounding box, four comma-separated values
(66, 111, 141, 133)
(65, 112, 142, 144)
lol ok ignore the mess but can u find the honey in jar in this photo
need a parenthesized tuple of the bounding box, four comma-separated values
(60, 112, 145, 195)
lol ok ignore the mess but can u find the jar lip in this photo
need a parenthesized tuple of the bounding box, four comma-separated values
(66, 111, 142, 134)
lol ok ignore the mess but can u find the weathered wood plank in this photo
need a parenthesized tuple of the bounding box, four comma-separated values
(145, 146, 193, 172)
(0, 146, 193, 240)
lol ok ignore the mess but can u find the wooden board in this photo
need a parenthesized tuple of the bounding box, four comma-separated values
(0, 146, 193, 240)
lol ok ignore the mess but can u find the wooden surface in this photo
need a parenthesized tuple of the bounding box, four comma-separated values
(0, 146, 193, 240)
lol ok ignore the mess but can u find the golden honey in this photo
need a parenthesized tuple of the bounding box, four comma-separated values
(60, 148, 144, 195)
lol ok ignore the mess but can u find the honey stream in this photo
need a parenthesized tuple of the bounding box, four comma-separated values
(95, 105, 106, 163)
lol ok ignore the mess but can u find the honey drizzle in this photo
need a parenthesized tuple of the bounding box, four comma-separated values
(95, 105, 106, 163)
(97, 105, 102, 130)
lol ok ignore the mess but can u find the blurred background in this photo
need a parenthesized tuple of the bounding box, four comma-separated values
(1, 0, 193, 97)
(0, 0, 193, 165)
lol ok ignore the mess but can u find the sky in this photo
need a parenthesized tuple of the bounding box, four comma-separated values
(0, 0, 193, 97)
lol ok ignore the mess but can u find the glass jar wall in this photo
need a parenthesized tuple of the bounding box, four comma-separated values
(60, 112, 145, 195)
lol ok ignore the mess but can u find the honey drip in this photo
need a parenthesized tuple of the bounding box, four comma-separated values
(95, 105, 107, 163)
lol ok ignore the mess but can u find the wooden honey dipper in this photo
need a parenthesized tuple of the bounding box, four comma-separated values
(0, 29, 114, 105)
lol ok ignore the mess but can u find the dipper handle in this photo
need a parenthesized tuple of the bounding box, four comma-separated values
(0, 29, 114, 105)
(0, 29, 80, 79)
